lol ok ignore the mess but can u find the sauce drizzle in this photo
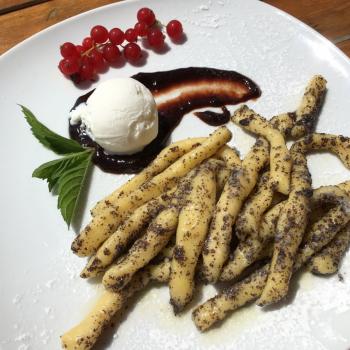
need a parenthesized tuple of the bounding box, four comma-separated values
(194, 106, 231, 126)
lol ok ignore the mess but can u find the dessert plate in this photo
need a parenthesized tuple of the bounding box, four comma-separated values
(1, 0, 350, 349)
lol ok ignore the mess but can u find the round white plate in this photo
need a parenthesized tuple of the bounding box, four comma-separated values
(1, 0, 350, 349)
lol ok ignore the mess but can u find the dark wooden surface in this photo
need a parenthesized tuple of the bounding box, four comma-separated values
(0, 0, 349, 57)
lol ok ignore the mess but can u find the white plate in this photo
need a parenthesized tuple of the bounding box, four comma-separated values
(1, 0, 350, 349)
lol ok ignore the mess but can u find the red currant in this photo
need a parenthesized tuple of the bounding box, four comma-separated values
(124, 43, 141, 61)
(81, 55, 93, 64)
(134, 22, 149, 37)
(58, 57, 80, 75)
(90, 25, 109, 44)
(58, 9, 184, 83)
(109, 28, 125, 45)
(166, 20, 183, 39)
(102, 44, 121, 63)
(75, 45, 85, 55)
(125, 28, 137, 43)
(82, 37, 94, 50)
(60, 42, 78, 58)
(137, 7, 156, 26)
(147, 28, 164, 47)
(90, 49, 105, 71)
(80, 59, 95, 80)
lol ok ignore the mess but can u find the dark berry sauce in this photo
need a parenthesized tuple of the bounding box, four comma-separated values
(69, 67, 261, 174)
(194, 106, 231, 126)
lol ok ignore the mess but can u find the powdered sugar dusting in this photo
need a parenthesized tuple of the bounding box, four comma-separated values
(183, 13, 227, 29)
(2, 239, 99, 349)
(12, 295, 23, 305)
(198, 5, 209, 11)
(18, 345, 29, 350)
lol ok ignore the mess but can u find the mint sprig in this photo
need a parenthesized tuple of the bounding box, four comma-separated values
(20, 105, 84, 155)
(21, 106, 93, 226)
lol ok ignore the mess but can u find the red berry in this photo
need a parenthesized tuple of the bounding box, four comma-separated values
(60, 42, 78, 58)
(82, 37, 94, 50)
(90, 25, 109, 44)
(109, 28, 125, 45)
(166, 20, 183, 39)
(137, 7, 156, 26)
(90, 49, 105, 71)
(147, 28, 164, 47)
(75, 45, 85, 55)
(134, 22, 149, 37)
(58, 57, 80, 75)
(124, 43, 141, 61)
(80, 59, 95, 80)
(81, 55, 93, 65)
(102, 44, 121, 63)
(125, 28, 137, 43)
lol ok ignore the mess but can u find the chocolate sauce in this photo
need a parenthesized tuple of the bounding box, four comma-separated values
(194, 106, 230, 126)
(69, 67, 261, 174)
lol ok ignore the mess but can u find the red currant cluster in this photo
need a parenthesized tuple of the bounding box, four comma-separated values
(58, 7, 184, 83)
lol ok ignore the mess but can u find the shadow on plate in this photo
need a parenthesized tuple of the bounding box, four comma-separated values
(170, 33, 188, 45)
(71, 164, 94, 233)
(141, 39, 171, 55)
(260, 269, 302, 312)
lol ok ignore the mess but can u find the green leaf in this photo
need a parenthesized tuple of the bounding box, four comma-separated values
(20, 105, 85, 155)
(33, 150, 93, 226)
(33, 157, 67, 191)
(22, 105, 95, 226)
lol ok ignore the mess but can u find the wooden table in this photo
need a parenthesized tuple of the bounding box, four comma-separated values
(1, 0, 350, 57)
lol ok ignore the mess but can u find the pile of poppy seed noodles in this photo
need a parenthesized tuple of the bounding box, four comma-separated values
(61, 75, 350, 350)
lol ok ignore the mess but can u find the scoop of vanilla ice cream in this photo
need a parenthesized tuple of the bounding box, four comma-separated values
(70, 78, 158, 155)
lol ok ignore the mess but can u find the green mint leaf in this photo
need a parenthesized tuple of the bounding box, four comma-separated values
(33, 150, 93, 226)
(33, 157, 68, 191)
(24, 106, 94, 226)
(20, 105, 85, 155)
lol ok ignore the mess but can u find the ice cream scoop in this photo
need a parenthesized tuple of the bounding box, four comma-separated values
(70, 78, 158, 155)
